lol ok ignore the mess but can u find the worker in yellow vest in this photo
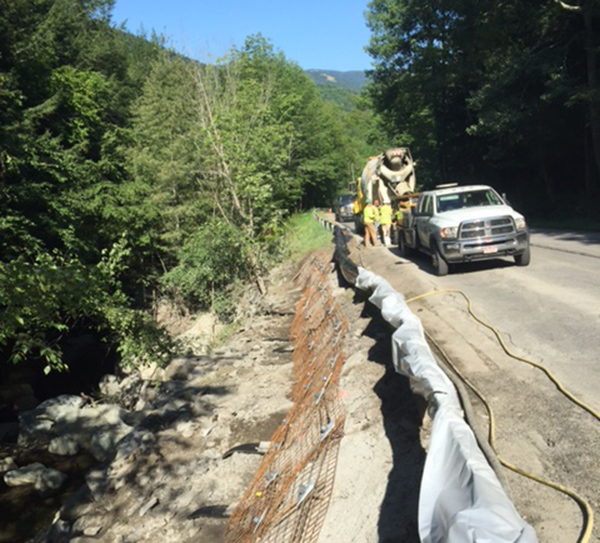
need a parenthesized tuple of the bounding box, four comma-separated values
(379, 201, 393, 246)
(363, 199, 379, 247)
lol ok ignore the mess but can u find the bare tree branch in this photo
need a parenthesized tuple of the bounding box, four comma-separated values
(193, 63, 248, 222)
(213, 192, 233, 225)
(552, 0, 583, 13)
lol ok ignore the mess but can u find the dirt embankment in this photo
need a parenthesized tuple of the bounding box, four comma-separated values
(18, 234, 599, 543)
(18, 247, 423, 543)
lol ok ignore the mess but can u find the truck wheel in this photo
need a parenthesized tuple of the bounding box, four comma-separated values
(514, 245, 531, 266)
(432, 243, 449, 276)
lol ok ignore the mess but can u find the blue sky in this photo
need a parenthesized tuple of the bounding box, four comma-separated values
(111, 0, 374, 71)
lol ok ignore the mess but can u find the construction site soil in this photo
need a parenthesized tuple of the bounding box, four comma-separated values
(19, 229, 600, 543)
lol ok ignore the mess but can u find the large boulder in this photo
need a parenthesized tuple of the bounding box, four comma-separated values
(53, 404, 133, 462)
(4, 462, 45, 486)
(36, 466, 68, 494)
(18, 395, 85, 445)
(0, 456, 17, 472)
(49, 436, 80, 456)
(4, 462, 67, 494)
(18, 394, 133, 462)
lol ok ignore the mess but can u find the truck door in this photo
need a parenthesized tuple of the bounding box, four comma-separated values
(415, 195, 433, 247)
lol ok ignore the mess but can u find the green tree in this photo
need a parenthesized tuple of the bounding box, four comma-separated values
(365, 0, 600, 214)
(129, 55, 206, 258)
(366, 0, 480, 184)
(188, 35, 352, 290)
(551, 0, 600, 195)
(132, 35, 355, 307)
(161, 218, 252, 321)
(0, 0, 167, 371)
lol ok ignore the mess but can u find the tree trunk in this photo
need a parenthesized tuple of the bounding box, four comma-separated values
(553, 0, 599, 193)
(583, 0, 600, 192)
(538, 146, 555, 203)
(248, 249, 267, 296)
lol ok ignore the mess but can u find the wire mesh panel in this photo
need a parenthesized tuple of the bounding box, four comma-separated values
(226, 254, 347, 543)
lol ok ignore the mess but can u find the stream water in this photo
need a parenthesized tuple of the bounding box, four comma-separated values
(0, 444, 98, 543)
(0, 332, 117, 542)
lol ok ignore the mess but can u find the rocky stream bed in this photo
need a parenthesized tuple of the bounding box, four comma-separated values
(0, 257, 311, 543)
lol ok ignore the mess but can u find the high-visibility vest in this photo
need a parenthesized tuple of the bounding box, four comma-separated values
(379, 204, 392, 225)
(363, 205, 377, 224)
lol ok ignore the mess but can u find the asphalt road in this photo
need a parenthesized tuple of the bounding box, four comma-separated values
(342, 222, 600, 541)
(403, 227, 600, 413)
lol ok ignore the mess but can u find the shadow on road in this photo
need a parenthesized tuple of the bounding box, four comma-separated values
(386, 244, 515, 276)
(530, 227, 600, 246)
(360, 301, 425, 543)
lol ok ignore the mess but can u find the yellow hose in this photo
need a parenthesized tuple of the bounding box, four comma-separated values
(407, 289, 599, 421)
(407, 289, 597, 543)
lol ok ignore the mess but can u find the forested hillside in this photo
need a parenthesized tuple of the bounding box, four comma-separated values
(366, 0, 600, 218)
(0, 0, 385, 378)
(5, 0, 595, 380)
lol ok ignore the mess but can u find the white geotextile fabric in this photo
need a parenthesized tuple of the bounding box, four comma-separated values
(355, 267, 538, 543)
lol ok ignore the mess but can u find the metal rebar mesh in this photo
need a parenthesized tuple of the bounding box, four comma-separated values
(226, 254, 347, 543)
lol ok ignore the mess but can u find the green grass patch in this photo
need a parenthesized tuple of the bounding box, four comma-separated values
(210, 319, 244, 351)
(284, 210, 335, 261)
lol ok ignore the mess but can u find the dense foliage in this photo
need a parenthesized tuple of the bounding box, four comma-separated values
(10, 0, 597, 377)
(0, 0, 172, 373)
(366, 0, 600, 217)
(0, 2, 371, 373)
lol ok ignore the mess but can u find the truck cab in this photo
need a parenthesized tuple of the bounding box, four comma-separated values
(334, 194, 355, 222)
(399, 185, 530, 276)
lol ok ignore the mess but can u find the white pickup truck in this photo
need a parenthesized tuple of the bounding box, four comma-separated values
(397, 184, 530, 276)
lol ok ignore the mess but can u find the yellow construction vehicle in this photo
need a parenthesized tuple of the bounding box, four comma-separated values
(353, 147, 417, 234)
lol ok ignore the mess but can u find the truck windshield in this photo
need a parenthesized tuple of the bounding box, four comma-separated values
(436, 189, 503, 212)
(338, 195, 354, 205)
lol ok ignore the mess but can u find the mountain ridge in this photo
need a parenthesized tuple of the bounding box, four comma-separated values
(304, 69, 367, 91)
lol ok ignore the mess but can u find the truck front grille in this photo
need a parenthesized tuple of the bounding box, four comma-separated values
(459, 217, 515, 240)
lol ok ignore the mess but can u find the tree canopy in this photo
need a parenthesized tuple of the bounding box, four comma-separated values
(1, 3, 371, 374)
(10, 0, 593, 376)
(366, 0, 600, 215)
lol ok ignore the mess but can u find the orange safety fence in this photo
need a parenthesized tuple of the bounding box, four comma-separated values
(226, 253, 348, 543)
